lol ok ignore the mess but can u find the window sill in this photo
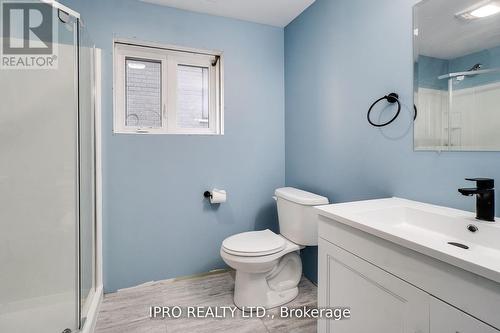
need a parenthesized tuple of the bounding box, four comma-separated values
(113, 129, 223, 136)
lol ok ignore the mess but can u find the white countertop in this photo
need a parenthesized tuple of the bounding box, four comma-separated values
(316, 197, 500, 284)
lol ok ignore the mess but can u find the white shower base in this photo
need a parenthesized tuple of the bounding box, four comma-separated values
(0, 286, 102, 333)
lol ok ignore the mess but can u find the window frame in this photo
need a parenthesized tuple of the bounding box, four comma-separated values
(113, 40, 224, 135)
(115, 45, 167, 134)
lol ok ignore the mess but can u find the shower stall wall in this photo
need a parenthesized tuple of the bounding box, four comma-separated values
(0, 1, 102, 332)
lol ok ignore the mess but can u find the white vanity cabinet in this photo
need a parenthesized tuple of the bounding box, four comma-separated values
(316, 199, 500, 333)
(318, 238, 429, 333)
(430, 298, 499, 333)
(318, 236, 499, 333)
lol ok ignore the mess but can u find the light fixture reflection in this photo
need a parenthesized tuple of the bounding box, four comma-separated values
(470, 4, 500, 17)
(457, 2, 500, 20)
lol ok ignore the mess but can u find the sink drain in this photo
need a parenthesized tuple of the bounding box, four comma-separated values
(448, 242, 469, 250)
(467, 224, 479, 233)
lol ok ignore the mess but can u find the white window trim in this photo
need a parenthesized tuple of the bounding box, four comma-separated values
(114, 45, 167, 134)
(113, 39, 224, 135)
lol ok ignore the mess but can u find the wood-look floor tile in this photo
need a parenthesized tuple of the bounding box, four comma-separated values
(94, 271, 318, 333)
(166, 317, 269, 333)
(262, 303, 317, 333)
(95, 317, 167, 333)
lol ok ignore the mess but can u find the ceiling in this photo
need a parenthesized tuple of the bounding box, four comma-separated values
(416, 0, 500, 59)
(139, 0, 316, 27)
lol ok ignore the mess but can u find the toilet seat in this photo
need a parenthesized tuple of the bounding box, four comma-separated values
(220, 187, 328, 309)
(222, 229, 286, 257)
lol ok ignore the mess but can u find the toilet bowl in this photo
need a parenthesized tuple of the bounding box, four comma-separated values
(220, 187, 329, 309)
(220, 230, 303, 309)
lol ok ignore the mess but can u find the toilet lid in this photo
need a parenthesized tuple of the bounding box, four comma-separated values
(222, 229, 287, 257)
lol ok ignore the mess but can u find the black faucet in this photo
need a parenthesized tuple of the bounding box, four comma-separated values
(458, 178, 495, 222)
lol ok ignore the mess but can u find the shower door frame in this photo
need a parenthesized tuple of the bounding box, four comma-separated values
(76, 27, 103, 333)
(77, 45, 103, 333)
(50, 1, 104, 331)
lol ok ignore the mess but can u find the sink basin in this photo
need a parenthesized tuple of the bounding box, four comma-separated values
(316, 198, 500, 283)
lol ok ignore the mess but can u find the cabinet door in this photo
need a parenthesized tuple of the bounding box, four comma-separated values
(318, 238, 429, 333)
(430, 297, 499, 333)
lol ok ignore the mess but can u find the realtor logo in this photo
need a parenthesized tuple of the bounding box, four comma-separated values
(1, 1, 58, 69)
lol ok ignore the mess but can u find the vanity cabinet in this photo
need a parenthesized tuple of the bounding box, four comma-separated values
(317, 218, 500, 333)
(318, 238, 429, 333)
(430, 298, 499, 333)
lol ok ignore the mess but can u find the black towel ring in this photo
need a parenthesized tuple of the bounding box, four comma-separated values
(367, 93, 401, 127)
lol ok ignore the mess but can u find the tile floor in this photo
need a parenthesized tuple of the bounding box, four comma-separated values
(94, 271, 317, 333)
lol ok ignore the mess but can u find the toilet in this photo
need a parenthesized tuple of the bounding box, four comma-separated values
(220, 187, 329, 309)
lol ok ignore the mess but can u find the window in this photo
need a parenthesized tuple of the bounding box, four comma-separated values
(114, 41, 223, 134)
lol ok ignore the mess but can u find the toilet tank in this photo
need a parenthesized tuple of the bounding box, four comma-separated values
(275, 187, 329, 246)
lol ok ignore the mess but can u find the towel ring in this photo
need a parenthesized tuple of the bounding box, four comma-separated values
(367, 93, 401, 127)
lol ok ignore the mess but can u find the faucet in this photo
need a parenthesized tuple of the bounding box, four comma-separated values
(458, 178, 495, 222)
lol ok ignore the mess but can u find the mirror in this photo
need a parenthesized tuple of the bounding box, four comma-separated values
(414, 0, 500, 151)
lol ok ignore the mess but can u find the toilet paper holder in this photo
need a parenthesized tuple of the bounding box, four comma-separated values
(204, 189, 227, 204)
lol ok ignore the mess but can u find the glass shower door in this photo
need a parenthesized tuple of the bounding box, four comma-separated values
(446, 70, 500, 150)
(78, 21, 96, 327)
(0, 3, 79, 333)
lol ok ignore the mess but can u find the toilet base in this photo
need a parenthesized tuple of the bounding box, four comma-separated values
(233, 270, 299, 309)
(267, 286, 299, 309)
(232, 252, 302, 309)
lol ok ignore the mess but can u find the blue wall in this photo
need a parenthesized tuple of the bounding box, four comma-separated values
(63, 0, 500, 290)
(417, 55, 449, 90)
(285, 0, 500, 283)
(63, 0, 285, 292)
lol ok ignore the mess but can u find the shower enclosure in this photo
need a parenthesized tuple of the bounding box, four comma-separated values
(0, 1, 100, 332)
(436, 68, 500, 149)
(415, 66, 500, 150)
